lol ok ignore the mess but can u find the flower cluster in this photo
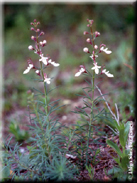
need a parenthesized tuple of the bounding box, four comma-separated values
(75, 19, 113, 78)
(23, 19, 59, 84)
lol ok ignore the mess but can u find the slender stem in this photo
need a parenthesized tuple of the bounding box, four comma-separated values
(35, 30, 49, 123)
(86, 26, 96, 165)
(34, 27, 51, 157)
(39, 61, 49, 118)
(86, 71, 95, 165)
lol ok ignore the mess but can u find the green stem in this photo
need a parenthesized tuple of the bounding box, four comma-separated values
(34, 27, 51, 157)
(39, 62, 49, 119)
(35, 31, 49, 124)
(86, 26, 96, 166)
(86, 71, 95, 165)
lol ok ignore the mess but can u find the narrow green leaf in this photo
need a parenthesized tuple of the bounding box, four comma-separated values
(32, 87, 44, 95)
(124, 121, 130, 144)
(119, 127, 125, 147)
(106, 139, 123, 158)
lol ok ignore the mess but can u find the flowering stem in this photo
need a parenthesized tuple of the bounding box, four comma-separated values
(34, 29, 51, 157)
(86, 70, 95, 165)
(86, 26, 95, 165)
(40, 61, 49, 118)
(35, 31, 49, 123)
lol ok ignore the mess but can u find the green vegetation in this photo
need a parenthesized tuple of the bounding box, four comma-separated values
(2, 5, 135, 180)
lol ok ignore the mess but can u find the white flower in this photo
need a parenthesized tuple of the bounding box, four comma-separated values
(100, 46, 112, 54)
(48, 59, 60, 67)
(75, 65, 86, 77)
(83, 47, 89, 53)
(39, 54, 48, 65)
(44, 77, 51, 84)
(91, 63, 101, 74)
(23, 64, 33, 74)
(102, 69, 114, 77)
(90, 54, 98, 60)
(44, 73, 51, 84)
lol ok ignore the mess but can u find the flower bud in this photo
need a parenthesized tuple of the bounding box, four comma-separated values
(36, 29, 40, 32)
(30, 27, 34, 31)
(95, 31, 100, 37)
(39, 41, 43, 46)
(31, 36, 35, 40)
(86, 38, 91, 43)
(39, 31, 44, 36)
(43, 40, 47, 44)
(37, 22, 40, 25)
(35, 70, 41, 76)
(89, 19, 94, 25)
(34, 19, 37, 22)
(27, 90, 32, 94)
(30, 22, 34, 25)
(83, 31, 89, 35)
(94, 45, 98, 49)
(28, 45, 34, 50)
(83, 47, 89, 53)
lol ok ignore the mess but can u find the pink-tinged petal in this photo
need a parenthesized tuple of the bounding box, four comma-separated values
(83, 31, 89, 35)
(94, 31, 100, 37)
(100, 44, 106, 48)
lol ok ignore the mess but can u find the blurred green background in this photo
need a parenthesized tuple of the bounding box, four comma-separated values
(3, 3, 135, 127)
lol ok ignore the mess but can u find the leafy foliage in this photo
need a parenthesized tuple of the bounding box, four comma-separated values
(2, 16, 135, 181)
